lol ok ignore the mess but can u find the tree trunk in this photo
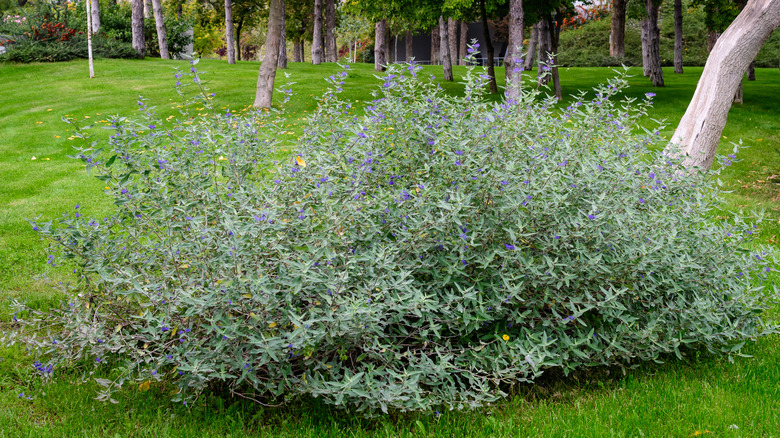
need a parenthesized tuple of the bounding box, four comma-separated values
(669, 0, 780, 170)
(311, 0, 323, 64)
(374, 19, 386, 71)
(224, 0, 235, 64)
(431, 24, 440, 65)
(610, 0, 626, 58)
(440, 16, 454, 81)
(505, 0, 524, 99)
(405, 30, 413, 62)
(641, 18, 650, 76)
(706, 30, 720, 52)
(294, 40, 303, 62)
(674, 0, 683, 73)
(151, 0, 169, 59)
(236, 18, 243, 61)
(86, 0, 95, 78)
(459, 20, 468, 65)
(144, 0, 152, 19)
(278, 0, 287, 68)
(388, 33, 395, 63)
(131, 0, 145, 58)
(642, 0, 664, 86)
(524, 22, 538, 71)
(254, 0, 283, 108)
(747, 60, 755, 80)
(90, 0, 100, 33)
(537, 18, 551, 86)
(324, 0, 336, 62)
(385, 28, 392, 63)
(448, 17, 458, 65)
(479, 0, 497, 93)
(550, 15, 562, 100)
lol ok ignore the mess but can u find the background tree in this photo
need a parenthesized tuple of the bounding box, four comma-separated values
(91, 0, 101, 33)
(641, 0, 664, 86)
(224, 0, 235, 63)
(324, 0, 336, 61)
(440, 15, 454, 80)
(374, 19, 386, 70)
(255, 0, 284, 107)
(132, 0, 145, 57)
(312, 0, 322, 64)
(610, 0, 626, 57)
(505, 0, 523, 99)
(151, 0, 169, 59)
(278, 0, 287, 67)
(673, 0, 682, 72)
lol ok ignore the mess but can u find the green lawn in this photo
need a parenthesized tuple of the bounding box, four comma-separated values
(1, 58, 779, 437)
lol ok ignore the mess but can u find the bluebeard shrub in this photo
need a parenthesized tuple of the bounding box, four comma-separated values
(5, 56, 778, 414)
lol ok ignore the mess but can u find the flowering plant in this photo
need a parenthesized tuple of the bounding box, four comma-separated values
(5, 52, 777, 414)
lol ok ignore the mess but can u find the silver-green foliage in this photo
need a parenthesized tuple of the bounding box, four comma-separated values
(6, 56, 778, 414)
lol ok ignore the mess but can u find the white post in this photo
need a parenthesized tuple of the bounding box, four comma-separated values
(86, 0, 94, 78)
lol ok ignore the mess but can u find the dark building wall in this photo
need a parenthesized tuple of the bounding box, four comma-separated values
(397, 22, 506, 65)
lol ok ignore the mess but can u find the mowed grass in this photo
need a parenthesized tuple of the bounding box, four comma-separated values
(1, 58, 779, 437)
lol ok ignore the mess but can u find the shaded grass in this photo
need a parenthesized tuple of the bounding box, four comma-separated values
(1, 58, 779, 436)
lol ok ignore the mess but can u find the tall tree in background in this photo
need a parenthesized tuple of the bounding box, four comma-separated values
(406, 30, 413, 61)
(670, 0, 780, 170)
(673, 0, 683, 73)
(151, 0, 169, 59)
(90, 0, 101, 33)
(325, 0, 337, 62)
(375, 19, 387, 70)
(278, 0, 287, 68)
(478, 0, 498, 92)
(448, 17, 458, 64)
(523, 21, 538, 71)
(459, 20, 468, 65)
(610, 0, 626, 58)
(131, 0, 145, 58)
(225, 0, 235, 63)
(504, 0, 523, 99)
(641, 0, 664, 86)
(312, 0, 323, 64)
(255, 0, 284, 107)
(440, 16, 454, 80)
(430, 23, 440, 64)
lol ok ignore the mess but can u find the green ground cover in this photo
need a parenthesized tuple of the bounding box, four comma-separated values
(1, 58, 779, 436)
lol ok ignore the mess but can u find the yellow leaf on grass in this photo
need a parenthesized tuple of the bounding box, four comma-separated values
(295, 156, 307, 167)
(242, 294, 252, 298)
(139, 380, 151, 391)
(268, 322, 277, 328)
(115, 324, 122, 333)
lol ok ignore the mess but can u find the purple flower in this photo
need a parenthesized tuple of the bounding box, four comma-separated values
(645, 92, 656, 98)
(587, 214, 596, 220)
(505, 244, 515, 250)
(455, 150, 463, 155)
(639, 198, 645, 204)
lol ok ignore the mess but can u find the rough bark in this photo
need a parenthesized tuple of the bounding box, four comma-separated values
(459, 20, 468, 65)
(448, 18, 458, 65)
(236, 18, 243, 61)
(431, 24, 440, 65)
(405, 30, 413, 62)
(254, 0, 284, 108)
(440, 17, 454, 81)
(131, 0, 145, 58)
(537, 18, 551, 86)
(610, 0, 626, 58)
(311, 0, 323, 64)
(504, 0, 524, 99)
(144, 0, 152, 19)
(293, 40, 303, 62)
(674, 0, 683, 73)
(642, 0, 664, 86)
(747, 60, 755, 80)
(151, 0, 169, 59)
(479, 0, 497, 93)
(524, 22, 538, 72)
(90, 0, 100, 33)
(669, 0, 780, 170)
(224, 0, 235, 64)
(374, 20, 386, 71)
(641, 18, 650, 76)
(278, 0, 287, 68)
(324, 0, 336, 62)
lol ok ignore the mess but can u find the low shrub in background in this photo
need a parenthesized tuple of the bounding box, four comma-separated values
(4, 54, 778, 415)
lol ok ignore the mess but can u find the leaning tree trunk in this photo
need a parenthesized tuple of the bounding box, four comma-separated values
(254, 0, 284, 108)
(610, 0, 626, 58)
(431, 25, 440, 65)
(448, 18, 458, 65)
(224, 0, 235, 64)
(505, 0, 524, 99)
(405, 30, 413, 61)
(479, 0, 498, 93)
(90, 0, 100, 33)
(669, 0, 780, 170)
(524, 22, 538, 72)
(537, 18, 551, 86)
(151, 0, 169, 59)
(311, 0, 323, 64)
(459, 20, 468, 65)
(374, 19, 387, 71)
(440, 16, 454, 81)
(278, 0, 287, 68)
(642, 0, 664, 86)
(324, 0, 336, 62)
(674, 0, 683, 73)
(131, 0, 145, 58)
